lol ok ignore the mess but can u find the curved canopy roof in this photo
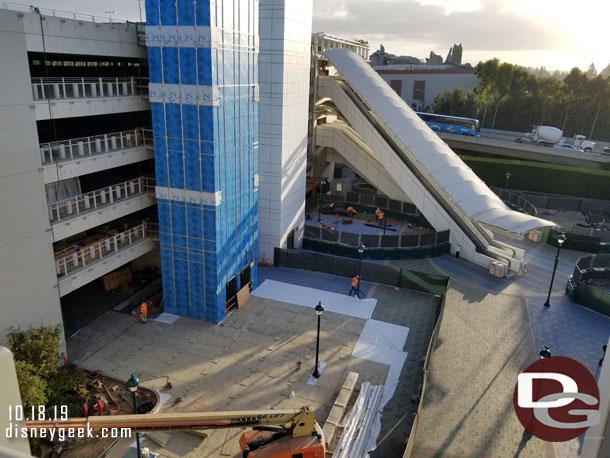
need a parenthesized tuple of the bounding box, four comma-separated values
(325, 48, 554, 234)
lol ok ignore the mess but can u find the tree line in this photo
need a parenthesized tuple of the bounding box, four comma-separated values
(433, 59, 610, 141)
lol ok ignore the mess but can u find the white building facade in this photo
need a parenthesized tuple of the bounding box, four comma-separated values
(375, 67, 478, 110)
(258, 0, 313, 260)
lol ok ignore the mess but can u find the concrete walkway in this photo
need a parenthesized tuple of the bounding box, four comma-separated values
(411, 283, 555, 458)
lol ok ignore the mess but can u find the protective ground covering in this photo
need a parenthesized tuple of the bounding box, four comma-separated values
(146, 0, 259, 322)
(324, 48, 553, 235)
(252, 279, 377, 320)
(253, 266, 441, 458)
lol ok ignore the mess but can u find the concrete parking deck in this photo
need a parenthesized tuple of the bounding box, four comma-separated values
(67, 272, 440, 458)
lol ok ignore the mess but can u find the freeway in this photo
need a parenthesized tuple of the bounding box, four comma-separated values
(439, 130, 610, 169)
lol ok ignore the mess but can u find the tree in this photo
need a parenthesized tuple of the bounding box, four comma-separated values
(8, 324, 61, 379)
(8, 325, 90, 418)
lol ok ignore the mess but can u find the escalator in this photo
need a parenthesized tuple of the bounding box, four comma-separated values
(320, 49, 554, 273)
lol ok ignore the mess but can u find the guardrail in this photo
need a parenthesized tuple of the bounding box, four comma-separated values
(1, 2, 131, 23)
(491, 187, 537, 216)
(55, 222, 154, 278)
(40, 128, 151, 165)
(48, 177, 155, 224)
(32, 76, 148, 101)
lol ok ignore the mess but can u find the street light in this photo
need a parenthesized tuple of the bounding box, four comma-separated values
(543, 233, 566, 307)
(505, 171, 511, 188)
(312, 301, 325, 378)
(540, 345, 552, 359)
(136, 0, 143, 23)
(127, 373, 142, 458)
(357, 244, 365, 298)
(105, 10, 117, 23)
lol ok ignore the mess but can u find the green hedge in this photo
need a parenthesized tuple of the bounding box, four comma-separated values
(461, 156, 610, 200)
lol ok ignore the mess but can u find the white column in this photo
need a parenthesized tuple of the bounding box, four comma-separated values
(52, 83, 60, 99)
(77, 141, 84, 156)
(72, 83, 80, 98)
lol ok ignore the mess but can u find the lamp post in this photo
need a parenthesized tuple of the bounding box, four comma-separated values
(543, 233, 566, 307)
(505, 171, 511, 188)
(312, 301, 324, 378)
(357, 244, 365, 298)
(127, 373, 142, 458)
(540, 345, 552, 359)
(105, 10, 117, 23)
(136, 0, 143, 23)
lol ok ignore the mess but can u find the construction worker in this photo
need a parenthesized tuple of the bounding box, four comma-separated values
(346, 206, 357, 218)
(318, 222, 324, 229)
(348, 276, 359, 297)
(140, 301, 148, 323)
(375, 208, 381, 218)
(330, 225, 336, 231)
(378, 210, 384, 224)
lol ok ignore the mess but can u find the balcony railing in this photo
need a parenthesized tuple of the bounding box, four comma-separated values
(2, 2, 132, 23)
(32, 76, 148, 101)
(40, 128, 152, 165)
(55, 222, 155, 278)
(48, 177, 155, 224)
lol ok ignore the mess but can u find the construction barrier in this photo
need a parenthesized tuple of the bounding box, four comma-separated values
(273, 248, 449, 297)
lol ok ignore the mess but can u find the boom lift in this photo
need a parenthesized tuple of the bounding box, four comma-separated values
(26, 406, 325, 458)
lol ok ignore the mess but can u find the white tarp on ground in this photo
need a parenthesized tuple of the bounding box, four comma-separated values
(252, 280, 377, 319)
(352, 320, 409, 407)
(153, 313, 181, 324)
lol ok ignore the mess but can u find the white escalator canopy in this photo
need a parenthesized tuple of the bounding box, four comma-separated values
(324, 48, 554, 235)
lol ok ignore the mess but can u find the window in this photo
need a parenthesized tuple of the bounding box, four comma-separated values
(413, 80, 425, 101)
(389, 79, 402, 97)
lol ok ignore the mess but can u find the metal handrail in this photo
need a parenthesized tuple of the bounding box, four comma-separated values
(48, 177, 155, 224)
(31, 76, 149, 101)
(55, 222, 153, 278)
(40, 128, 152, 165)
(1, 2, 131, 24)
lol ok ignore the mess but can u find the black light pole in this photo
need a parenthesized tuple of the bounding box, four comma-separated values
(505, 171, 512, 188)
(357, 244, 365, 298)
(317, 181, 326, 223)
(127, 373, 142, 458)
(543, 234, 566, 307)
(312, 301, 325, 378)
(540, 345, 552, 359)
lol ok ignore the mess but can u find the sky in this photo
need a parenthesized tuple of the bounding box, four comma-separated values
(15, 0, 609, 72)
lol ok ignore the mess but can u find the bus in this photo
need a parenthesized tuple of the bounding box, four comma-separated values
(415, 112, 480, 137)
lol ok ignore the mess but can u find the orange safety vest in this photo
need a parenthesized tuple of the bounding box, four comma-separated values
(140, 302, 148, 314)
(378, 212, 384, 220)
(351, 277, 359, 287)
(330, 226, 335, 230)
(347, 207, 355, 213)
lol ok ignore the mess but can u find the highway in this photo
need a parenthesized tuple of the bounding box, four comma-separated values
(438, 129, 610, 170)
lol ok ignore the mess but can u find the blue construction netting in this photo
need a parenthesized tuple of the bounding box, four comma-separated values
(147, 0, 259, 322)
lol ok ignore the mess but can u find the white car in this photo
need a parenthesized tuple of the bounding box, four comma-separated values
(553, 144, 582, 152)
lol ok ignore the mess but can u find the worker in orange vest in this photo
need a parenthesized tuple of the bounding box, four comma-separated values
(346, 206, 357, 218)
(378, 210, 384, 224)
(348, 276, 360, 297)
(140, 301, 148, 323)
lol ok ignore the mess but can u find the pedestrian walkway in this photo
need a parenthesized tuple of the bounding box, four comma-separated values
(410, 284, 555, 458)
(528, 296, 610, 378)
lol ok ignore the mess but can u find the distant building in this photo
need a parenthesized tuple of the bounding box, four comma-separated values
(374, 66, 478, 110)
(369, 44, 476, 110)
(369, 44, 422, 67)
